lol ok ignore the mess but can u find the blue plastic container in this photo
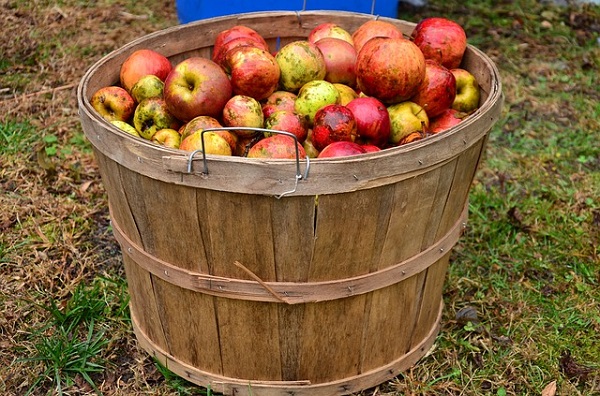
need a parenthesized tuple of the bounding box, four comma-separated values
(176, 0, 399, 23)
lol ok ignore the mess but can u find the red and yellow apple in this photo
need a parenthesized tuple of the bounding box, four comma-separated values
(222, 95, 264, 138)
(247, 134, 306, 159)
(264, 110, 308, 143)
(308, 22, 354, 46)
(315, 37, 357, 88)
(119, 49, 172, 93)
(163, 57, 232, 122)
(212, 36, 270, 67)
(90, 86, 136, 123)
(261, 90, 297, 118)
(151, 128, 181, 148)
(179, 130, 233, 155)
(356, 37, 426, 104)
(213, 25, 269, 61)
(318, 141, 366, 158)
(351, 19, 403, 53)
(180, 115, 223, 140)
(223, 45, 280, 101)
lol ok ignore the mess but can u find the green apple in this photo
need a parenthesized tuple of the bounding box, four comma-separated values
(451, 68, 480, 113)
(294, 80, 340, 126)
(275, 40, 327, 92)
(110, 120, 140, 137)
(130, 74, 164, 103)
(333, 83, 359, 106)
(133, 97, 180, 140)
(387, 101, 429, 144)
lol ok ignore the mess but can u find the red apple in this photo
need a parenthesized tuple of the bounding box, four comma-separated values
(315, 37, 357, 88)
(308, 22, 354, 46)
(222, 94, 264, 138)
(275, 40, 327, 92)
(311, 104, 358, 151)
(318, 141, 366, 158)
(119, 49, 172, 93)
(223, 45, 280, 101)
(387, 101, 429, 144)
(90, 86, 136, 123)
(351, 20, 404, 53)
(264, 110, 308, 143)
(451, 68, 481, 113)
(213, 25, 269, 59)
(247, 134, 306, 159)
(163, 57, 232, 122)
(346, 96, 391, 148)
(429, 108, 464, 134)
(261, 90, 297, 118)
(132, 97, 181, 140)
(411, 17, 467, 69)
(410, 60, 456, 119)
(356, 37, 426, 104)
(361, 144, 382, 153)
(212, 36, 270, 68)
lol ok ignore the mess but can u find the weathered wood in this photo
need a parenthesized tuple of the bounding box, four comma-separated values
(78, 10, 503, 396)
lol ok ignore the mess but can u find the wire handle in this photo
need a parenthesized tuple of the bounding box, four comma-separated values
(185, 127, 310, 199)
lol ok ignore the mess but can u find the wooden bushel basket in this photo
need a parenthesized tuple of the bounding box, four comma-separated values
(77, 11, 503, 396)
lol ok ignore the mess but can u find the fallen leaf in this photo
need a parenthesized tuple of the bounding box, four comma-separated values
(541, 380, 556, 396)
(559, 350, 596, 382)
(456, 306, 479, 324)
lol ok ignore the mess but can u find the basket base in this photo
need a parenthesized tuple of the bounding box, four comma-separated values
(131, 302, 443, 396)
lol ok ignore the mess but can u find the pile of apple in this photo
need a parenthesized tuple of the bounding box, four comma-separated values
(90, 16, 481, 159)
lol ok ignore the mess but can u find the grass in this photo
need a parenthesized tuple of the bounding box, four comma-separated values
(1, 0, 599, 395)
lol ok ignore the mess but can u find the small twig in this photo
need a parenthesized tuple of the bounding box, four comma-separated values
(233, 261, 290, 304)
(0, 82, 78, 105)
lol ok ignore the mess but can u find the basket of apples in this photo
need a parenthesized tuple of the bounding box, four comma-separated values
(78, 11, 502, 396)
